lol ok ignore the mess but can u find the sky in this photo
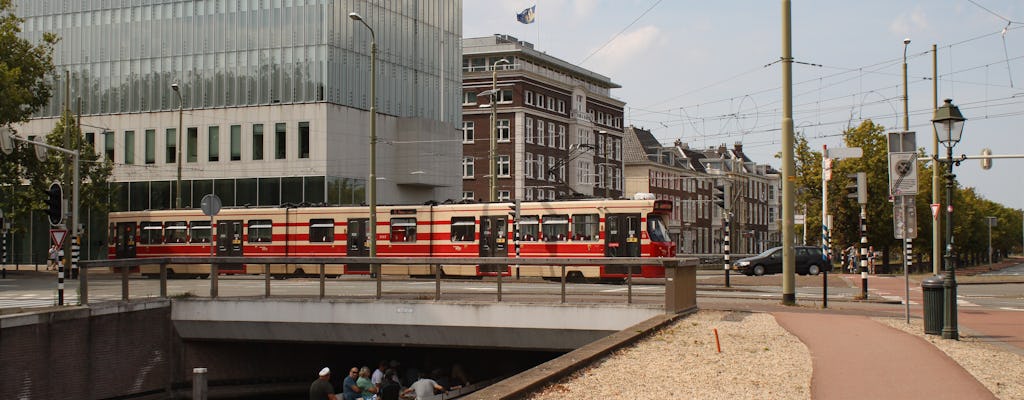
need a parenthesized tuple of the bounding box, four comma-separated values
(464, 0, 1024, 211)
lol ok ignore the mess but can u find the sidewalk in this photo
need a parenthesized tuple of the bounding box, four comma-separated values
(773, 311, 996, 399)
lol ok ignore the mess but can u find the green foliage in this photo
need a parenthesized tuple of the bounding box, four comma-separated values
(0, 0, 58, 127)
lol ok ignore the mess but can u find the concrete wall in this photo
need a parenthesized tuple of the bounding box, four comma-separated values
(0, 300, 177, 399)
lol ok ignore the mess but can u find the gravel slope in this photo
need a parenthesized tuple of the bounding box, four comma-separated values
(525, 310, 811, 400)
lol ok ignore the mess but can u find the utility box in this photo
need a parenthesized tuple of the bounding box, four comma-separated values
(921, 275, 944, 335)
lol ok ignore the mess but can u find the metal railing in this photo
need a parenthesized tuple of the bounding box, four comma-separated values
(78, 256, 694, 309)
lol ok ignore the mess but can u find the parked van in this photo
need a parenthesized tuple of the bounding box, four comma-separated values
(731, 246, 830, 276)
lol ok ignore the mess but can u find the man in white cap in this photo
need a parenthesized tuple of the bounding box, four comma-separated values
(309, 367, 338, 400)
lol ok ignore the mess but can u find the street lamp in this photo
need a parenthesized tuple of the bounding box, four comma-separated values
(932, 98, 965, 340)
(477, 58, 510, 202)
(349, 12, 378, 266)
(171, 83, 183, 209)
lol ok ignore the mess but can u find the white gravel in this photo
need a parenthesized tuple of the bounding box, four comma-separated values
(875, 317, 1024, 400)
(525, 310, 812, 400)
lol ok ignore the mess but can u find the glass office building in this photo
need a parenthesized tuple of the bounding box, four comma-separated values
(15, 0, 462, 207)
(8, 0, 463, 262)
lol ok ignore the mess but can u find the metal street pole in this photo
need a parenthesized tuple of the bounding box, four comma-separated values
(987, 216, 995, 265)
(172, 83, 183, 209)
(902, 38, 911, 324)
(349, 12, 379, 297)
(932, 44, 941, 275)
(780, 0, 796, 305)
(489, 58, 509, 202)
(942, 145, 958, 340)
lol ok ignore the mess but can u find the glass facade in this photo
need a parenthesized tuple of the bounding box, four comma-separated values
(18, 0, 463, 126)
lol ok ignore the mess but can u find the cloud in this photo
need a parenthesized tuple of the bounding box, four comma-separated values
(586, 25, 662, 75)
(889, 6, 930, 35)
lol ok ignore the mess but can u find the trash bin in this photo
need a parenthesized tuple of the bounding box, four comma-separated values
(921, 275, 944, 335)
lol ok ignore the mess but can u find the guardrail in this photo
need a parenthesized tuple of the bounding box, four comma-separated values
(78, 256, 698, 313)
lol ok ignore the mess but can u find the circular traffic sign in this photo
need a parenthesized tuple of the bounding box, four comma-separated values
(201, 194, 222, 217)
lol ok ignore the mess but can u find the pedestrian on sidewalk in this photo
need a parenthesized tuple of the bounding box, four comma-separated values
(845, 246, 857, 274)
(47, 245, 59, 271)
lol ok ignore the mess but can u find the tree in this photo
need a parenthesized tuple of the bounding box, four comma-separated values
(0, 0, 58, 127)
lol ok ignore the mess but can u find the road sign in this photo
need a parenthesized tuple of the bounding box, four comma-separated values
(888, 152, 918, 195)
(931, 203, 940, 220)
(795, 214, 805, 224)
(893, 195, 917, 239)
(50, 229, 67, 247)
(201, 194, 222, 217)
(824, 147, 862, 159)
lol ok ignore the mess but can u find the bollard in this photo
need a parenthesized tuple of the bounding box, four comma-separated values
(192, 367, 208, 400)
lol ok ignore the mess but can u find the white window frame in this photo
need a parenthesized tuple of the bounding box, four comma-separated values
(525, 153, 534, 178)
(462, 91, 476, 105)
(498, 190, 510, 201)
(525, 117, 534, 143)
(498, 89, 513, 104)
(525, 90, 534, 105)
(462, 191, 474, 200)
(548, 123, 556, 147)
(557, 100, 565, 114)
(498, 155, 511, 177)
(497, 119, 511, 142)
(558, 125, 566, 149)
(462, 121, 474, 144)
(462, 156, 475, 178)
(536, 120, 545, 144)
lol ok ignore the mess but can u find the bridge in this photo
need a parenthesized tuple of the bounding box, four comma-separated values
(1, 256, 697, 399)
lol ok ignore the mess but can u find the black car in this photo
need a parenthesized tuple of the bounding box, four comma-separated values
(730, 246, 831, 276)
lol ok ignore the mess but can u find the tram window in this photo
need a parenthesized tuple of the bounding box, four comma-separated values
(309, 219, 335, 243)
(542, 215, 569, 242)
(190, 221, 212, 243)
(390, 218, 417, 243)
(646, 214, 670, 242)
(140, 222, 163, 244)
(248, 219, 273, 243)
(165, 221, 187, 243)
(572, 214, 599, 241)
(451, 217, 475, 242)
(519, 216, 539, 241)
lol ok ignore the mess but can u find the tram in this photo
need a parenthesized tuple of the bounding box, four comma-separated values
(107, 195, 675, 281)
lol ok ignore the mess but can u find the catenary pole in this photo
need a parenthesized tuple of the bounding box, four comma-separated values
(780, 0, 796, 305)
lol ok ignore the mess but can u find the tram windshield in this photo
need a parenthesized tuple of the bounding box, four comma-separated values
(646, 214, 670, 242)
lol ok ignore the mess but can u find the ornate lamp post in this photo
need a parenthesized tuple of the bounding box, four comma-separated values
(932, 98, 965, 340)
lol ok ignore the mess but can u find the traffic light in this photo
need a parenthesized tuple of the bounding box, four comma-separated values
(507, 199, 520, 222)
(43, 182, 63, 226)
(713, 182, 728, 209)
(845, 172, 866, 204)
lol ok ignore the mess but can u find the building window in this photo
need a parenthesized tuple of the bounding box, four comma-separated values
(558, 125, 566, 149)
(309, 219, 335, 243)
(145, 129, 155, 164)
(498, 155, 510, 177)
(104, 131, 114, 161)
(547, 97, 555, 111)
(557, 100, 565, 114)
(525, 153, 534, 178)
(462, 157, 475, 178)
(497, 119, 510, 142)
(498, 190, 510, 201)
(525, 90, 534, 105)
(208, 126, 219, 162)
(252, 124, 264, 160)
(548, 123, 555, 147)
(536, 94, 544, 108)
(275, 123, 286, 159)
(462, 191, 474, 200)
(525, 118, 534, 143)
(166, 128, 176, 163)
(463, 90, 477, 105)
(124, 130, 135, 165)
(187, 127, 198, 163)
(299, 122, 310, 159)
(462, 121, 474, 144)
(230, 125, 241, 161)
(498, 89, 513, 103)
(536, 120, 545, 144)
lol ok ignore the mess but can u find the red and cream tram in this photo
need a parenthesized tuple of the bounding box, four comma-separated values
(107, 196, 675, 281)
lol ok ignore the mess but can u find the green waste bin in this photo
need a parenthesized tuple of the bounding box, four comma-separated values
(921, 275, 944, 335)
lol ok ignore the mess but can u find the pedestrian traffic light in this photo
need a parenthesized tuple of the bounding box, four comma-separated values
(43, 182, 63, 226)
(713, 182, 727, 209)
(845, 172, 866, 204)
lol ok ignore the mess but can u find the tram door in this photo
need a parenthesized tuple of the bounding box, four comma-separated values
(604, 213, 641, 275)
(478, 216, 508, 274)
(217, 220, 244, 273)
(346, 218, 370, 273)
(114, 222, 137, 258)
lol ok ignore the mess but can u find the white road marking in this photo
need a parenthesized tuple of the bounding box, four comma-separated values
(999, 307, 1024, 312)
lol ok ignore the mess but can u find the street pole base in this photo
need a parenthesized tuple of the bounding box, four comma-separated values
(781, 293, 796, 306)
(941, 329, 959, 340)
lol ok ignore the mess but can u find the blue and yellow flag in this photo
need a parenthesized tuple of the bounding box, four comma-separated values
(516, 5, 536, 24)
